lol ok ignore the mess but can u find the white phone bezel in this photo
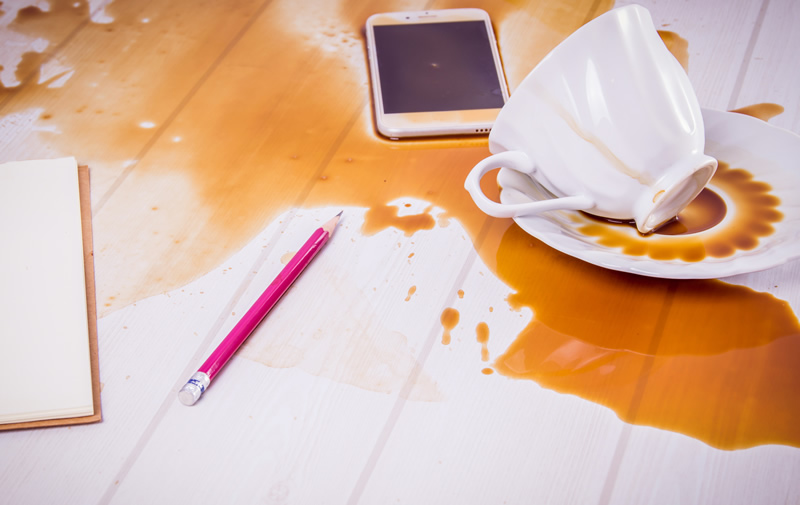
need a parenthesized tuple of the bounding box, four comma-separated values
(365, 8, 509, 139)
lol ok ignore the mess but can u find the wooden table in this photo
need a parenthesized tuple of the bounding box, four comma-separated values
(2, 0, 799, 503)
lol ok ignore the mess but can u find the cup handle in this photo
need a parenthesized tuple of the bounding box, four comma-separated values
(464, 151, 594, 218)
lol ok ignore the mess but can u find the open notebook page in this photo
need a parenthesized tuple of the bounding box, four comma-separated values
(0, 157, 95, 424)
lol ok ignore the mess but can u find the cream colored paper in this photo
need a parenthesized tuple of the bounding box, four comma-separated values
(0, 158, 94, 424)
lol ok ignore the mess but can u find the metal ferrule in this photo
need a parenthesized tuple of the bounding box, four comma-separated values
(178, 372, 210, 406)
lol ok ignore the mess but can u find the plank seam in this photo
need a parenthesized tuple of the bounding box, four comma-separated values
(727, 0, 772, 110)
(596, 281, 679, 505)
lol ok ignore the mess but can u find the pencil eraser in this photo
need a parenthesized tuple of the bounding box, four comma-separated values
(178, 372, 210, 406)
(178, 384, 201, 406)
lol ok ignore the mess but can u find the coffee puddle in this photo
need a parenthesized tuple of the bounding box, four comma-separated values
(651, 188, 727, 236)
(575, 161, 782, 261)
(4, 0, 798, 450)
(491, 223, 800, 450)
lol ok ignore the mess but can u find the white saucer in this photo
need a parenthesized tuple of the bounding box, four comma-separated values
(498, 108, 800, 279)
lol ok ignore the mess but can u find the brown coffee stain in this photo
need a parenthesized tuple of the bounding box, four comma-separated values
(476, 322, 490, 362)
(658, 31, 689, 72)
(731, 103, 785, 122)
(492, 223, 800, 450)
(457, 289, 465, 299)
(13, 1, 88, 25)
(362, 204, 436, 237)
(280, 251, 295, 265)
(0, 1, 95, 99)
(4, 0, 798, 449)
(582, 187, 727, 236)
(531, 79, 652, 185)
(405, 285, 416, 302)
(1, 51, 43, 91)
(574, 161, 782, 261)
(440, 308, 460, 346)
(238, 273, 443, 402)
(655, 188, 728, 236)
(482, 368, 494, 375)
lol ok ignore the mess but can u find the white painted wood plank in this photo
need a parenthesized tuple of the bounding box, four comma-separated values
(358, 384, 626, 505)
(731, 0, 800, 133)
(607, 426, 800, 505)
(112, 363, 401, 504)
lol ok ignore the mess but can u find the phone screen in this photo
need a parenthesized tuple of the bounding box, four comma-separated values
(372, 21, 505, 114)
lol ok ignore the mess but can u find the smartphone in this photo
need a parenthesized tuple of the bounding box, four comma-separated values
(365, 9, 509, 139)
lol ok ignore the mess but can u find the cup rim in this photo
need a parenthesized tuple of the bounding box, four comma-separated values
(634, 155, 718, 233)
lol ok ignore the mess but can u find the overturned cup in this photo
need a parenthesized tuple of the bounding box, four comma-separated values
(464, 4, 717, 234)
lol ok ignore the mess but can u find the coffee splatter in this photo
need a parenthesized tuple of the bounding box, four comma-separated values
(440, 308, 460, 346)
(476, 322, 490, 362)
(658, 31, 689, 72)
(731, 103, 785, 122)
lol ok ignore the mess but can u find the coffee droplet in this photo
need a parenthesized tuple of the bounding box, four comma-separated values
(476, 322, 490, 362)
(440, 308, 460, 346)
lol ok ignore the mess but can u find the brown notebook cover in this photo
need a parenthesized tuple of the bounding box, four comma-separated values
(0, 164, 102, 431)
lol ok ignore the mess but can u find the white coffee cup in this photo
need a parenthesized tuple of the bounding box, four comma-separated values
(464, 4, 717, 234)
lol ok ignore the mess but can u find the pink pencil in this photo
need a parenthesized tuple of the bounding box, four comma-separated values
(179, 212, 342, 406)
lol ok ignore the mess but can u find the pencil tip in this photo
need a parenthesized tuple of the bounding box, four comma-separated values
(322, 211, 342, 234)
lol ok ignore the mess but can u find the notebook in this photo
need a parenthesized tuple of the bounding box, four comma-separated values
(0, 158, 102, 429)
